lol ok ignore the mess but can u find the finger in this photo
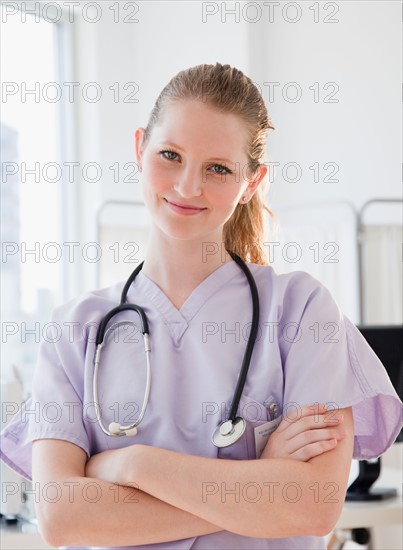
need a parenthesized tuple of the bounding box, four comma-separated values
(276, 414, 344, 440)
(274, 404, 327, 433)
(277, 408, 344, 438)
(282, 403, 328, 423)
(286, 427, 346, 455)
(276, 403, 332, 430)
(289, 439, 339, 462)
(293, 403, 343, 423)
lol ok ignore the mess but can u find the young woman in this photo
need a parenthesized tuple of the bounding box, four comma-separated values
(1, 63, 402, 550)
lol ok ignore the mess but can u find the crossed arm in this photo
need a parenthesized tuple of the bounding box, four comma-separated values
(32, 406, 354, 547)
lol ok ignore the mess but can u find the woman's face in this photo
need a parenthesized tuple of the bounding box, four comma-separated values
(135, 99, 266, 243)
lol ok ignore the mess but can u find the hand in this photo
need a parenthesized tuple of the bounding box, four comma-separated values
(260, 403, 346, 461)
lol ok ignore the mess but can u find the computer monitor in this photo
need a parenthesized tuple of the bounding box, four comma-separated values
(346, 325, 403, 501)
(358, 325, 403, 442)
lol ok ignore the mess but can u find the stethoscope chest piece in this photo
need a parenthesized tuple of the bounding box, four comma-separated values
(212, 416, 246, 448)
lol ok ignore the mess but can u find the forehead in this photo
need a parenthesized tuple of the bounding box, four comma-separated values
(150, 99, 249, 159)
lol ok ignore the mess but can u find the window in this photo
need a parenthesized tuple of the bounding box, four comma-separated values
(1, 3, 75, 385)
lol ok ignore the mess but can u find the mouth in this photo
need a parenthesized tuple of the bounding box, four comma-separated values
(163, 198, 207, 215)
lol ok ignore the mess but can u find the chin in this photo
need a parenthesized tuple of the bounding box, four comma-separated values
(165, 229, 203, 241)
(156, 222, 205, 242)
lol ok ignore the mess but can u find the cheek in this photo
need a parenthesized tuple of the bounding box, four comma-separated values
(209, 184, 240, 210)
(142, 165, 169, 198)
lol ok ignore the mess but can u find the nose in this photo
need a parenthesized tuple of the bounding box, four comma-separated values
(173, 164, 203, 198)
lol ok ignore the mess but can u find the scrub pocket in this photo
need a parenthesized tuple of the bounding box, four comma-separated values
(217, 395, 282, 460)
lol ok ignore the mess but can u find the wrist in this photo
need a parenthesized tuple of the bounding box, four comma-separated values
(125, 443, 146, 485)
(130, 443, 150, 487)
(85, 444, 145, 486)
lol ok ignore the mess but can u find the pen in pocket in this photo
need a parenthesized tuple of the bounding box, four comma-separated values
(264, 395, 280, 421)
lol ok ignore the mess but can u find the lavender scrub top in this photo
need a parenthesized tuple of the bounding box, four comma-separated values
(1, 261, 402, 550)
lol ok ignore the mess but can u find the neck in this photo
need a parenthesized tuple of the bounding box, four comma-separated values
(141, 226, 233, 302)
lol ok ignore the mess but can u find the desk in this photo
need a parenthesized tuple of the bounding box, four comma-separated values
(334, 466, 402, 549)
(0, 517, 55, 550)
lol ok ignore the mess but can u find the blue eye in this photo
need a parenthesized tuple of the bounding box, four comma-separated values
(211, 164, 232, 175)
(159, 150, 233, 176)
(160, 150, 178, 161)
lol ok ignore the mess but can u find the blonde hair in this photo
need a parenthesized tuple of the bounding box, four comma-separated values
(143, 63, 275, 265)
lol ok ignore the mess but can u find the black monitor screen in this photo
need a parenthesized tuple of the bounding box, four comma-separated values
(357, 325, 403, 443)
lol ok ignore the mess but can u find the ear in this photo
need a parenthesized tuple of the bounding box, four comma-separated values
(244, 163, 268, 199)
(134, 128, 146, 170)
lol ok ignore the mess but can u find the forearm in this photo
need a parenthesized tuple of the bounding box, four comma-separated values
(84, 433, 349, 540)
(41, 476, 222, 547)
(131, 445, 339, 539)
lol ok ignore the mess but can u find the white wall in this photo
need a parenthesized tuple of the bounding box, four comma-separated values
(250, 0, 401, 211)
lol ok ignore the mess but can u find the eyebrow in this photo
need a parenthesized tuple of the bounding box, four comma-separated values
(158, 141, 237, 165)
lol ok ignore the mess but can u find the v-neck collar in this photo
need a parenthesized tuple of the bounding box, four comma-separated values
(127, 260, 241, 345)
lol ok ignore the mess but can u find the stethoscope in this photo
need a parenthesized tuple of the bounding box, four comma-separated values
(93, 249, 260, 448)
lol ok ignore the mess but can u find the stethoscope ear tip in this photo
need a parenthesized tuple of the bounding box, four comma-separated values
(124, 426, 138, 437)
(109, 422, 122, 435)
(108, 422, 138, 437)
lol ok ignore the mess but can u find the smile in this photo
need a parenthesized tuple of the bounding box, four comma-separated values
(164, 198, 207, 216)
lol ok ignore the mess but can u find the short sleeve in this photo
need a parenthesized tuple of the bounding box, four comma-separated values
(0, 304, 91, 481)
(279, 274, 403, 460)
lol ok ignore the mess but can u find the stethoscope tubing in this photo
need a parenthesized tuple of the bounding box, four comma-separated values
(93, 321, 151, 436)
(226, 251, 260, 422)
(93, 250, 260, 443)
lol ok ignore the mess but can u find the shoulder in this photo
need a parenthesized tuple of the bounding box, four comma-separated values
(248, 262, 323, 293)
(246, 263, 340, 320)
(45, 280, 126, 350)
(51, 280, 124, 324)
(243, 264, 344, 323)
